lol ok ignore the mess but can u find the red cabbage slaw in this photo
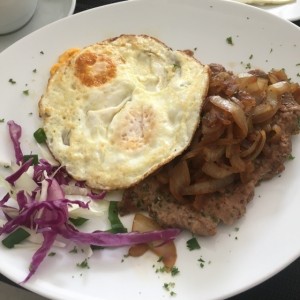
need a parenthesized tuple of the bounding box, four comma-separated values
(0, 121, 181, 282)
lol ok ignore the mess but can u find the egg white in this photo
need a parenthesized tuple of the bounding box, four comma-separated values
(39, 35, 210, 190)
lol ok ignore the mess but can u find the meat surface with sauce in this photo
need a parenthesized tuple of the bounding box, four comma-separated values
(118, 64, 300, 235)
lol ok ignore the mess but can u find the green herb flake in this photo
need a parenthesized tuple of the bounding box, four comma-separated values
(40, 50, 44, 55)
(186, 237, 201, 251)
(33, 69, 37, 73)
(107, 201, 127, 233)
(163, 282, 175, 292)
(234, 227, 240, 232)
(0, 118, 4, 123)
(157, 256, 163, 262)
(69, 217, 89, 227)
(288, 154, 295, 160)
(23, 154, 39, 165)
(173, 63, 181, 71)
(91, 245, 104, 250)
(156, 266, 167, 274)
(69, 246, 78, 254)
(226, 36, 234, 45)
(33, 128, 47, 144)
(2, 228, 30, 248)
(48, 252, 56, 257)
(8, 78, 16, 84)
(23, 89, 29, 96)
(76, 258, 90, 269)
(249, 54, 253, 59)
(171, 266, 180, 277)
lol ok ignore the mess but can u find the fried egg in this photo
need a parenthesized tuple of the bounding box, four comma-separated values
(39, 34, 210, 190)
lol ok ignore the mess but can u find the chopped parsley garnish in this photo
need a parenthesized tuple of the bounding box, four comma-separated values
(171, 266, 180, 277)
(163, 282, 175, 291)
(186, 237, 201, 251)
(198, 257, 205, 268)
(107, 201, 127, 233)
(288, 154, 295, 160)
(69, 217, 89, 227)
(197, 256, 211, 269)
(40, 50, 44, 55)
(226, 36, 234, 45)
(249, 54, 253, 59)
(0, 118, 4, 123)
(33, 128, 47, 144)
(2, 228, 30, 248)
(173, 63, 181, 70)
(155, 266, 167, 273)
(23, 89, 29, 96)
(23, 154, 39, 165)
(245, 63, 251, 69)
(8, 78, 16, 84)
(33, 69, 37, 73)
(69, 246, 78, 254)
(48, 252, 56, 257)
(76, 258, 90, 269)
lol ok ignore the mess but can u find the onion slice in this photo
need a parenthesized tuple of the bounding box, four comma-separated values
(183, 175, 235, 195)
(209, 96, 248, 138)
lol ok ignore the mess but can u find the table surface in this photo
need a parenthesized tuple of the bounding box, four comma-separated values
(0, 0, 300, 299)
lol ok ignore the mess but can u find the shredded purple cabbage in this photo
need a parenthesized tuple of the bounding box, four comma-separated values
(22, 231, 57, 283)
(7, 121, 23, 164)
(5, 158, 33, 185)
(0, 121, 181, 283)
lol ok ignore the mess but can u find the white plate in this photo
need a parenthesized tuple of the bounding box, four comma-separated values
(0, 0, 76, 52)
(232, 0, 300, 21)
(129, 0, 300, 21)
(0, 0, 300, 299)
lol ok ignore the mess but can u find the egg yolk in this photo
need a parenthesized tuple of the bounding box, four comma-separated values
(75, 51, 117, 87)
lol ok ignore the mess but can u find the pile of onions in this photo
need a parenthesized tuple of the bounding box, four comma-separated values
(156, 66, 300, 202)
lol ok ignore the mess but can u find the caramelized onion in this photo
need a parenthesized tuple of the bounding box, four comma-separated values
(169, 160, 190, 201)
(159, 66, 300, 203)
(270, 124, 282, 143)
(240, 131, 261, 158)
(202, 162, 233, 179)
(252, 84, 281, 123)
(129, 213, 177, 270)
(182, 175, 235, 195)
(246, 130, 266, 160)
(228, 144, 246, 172)
(209, 96, 248, 138)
